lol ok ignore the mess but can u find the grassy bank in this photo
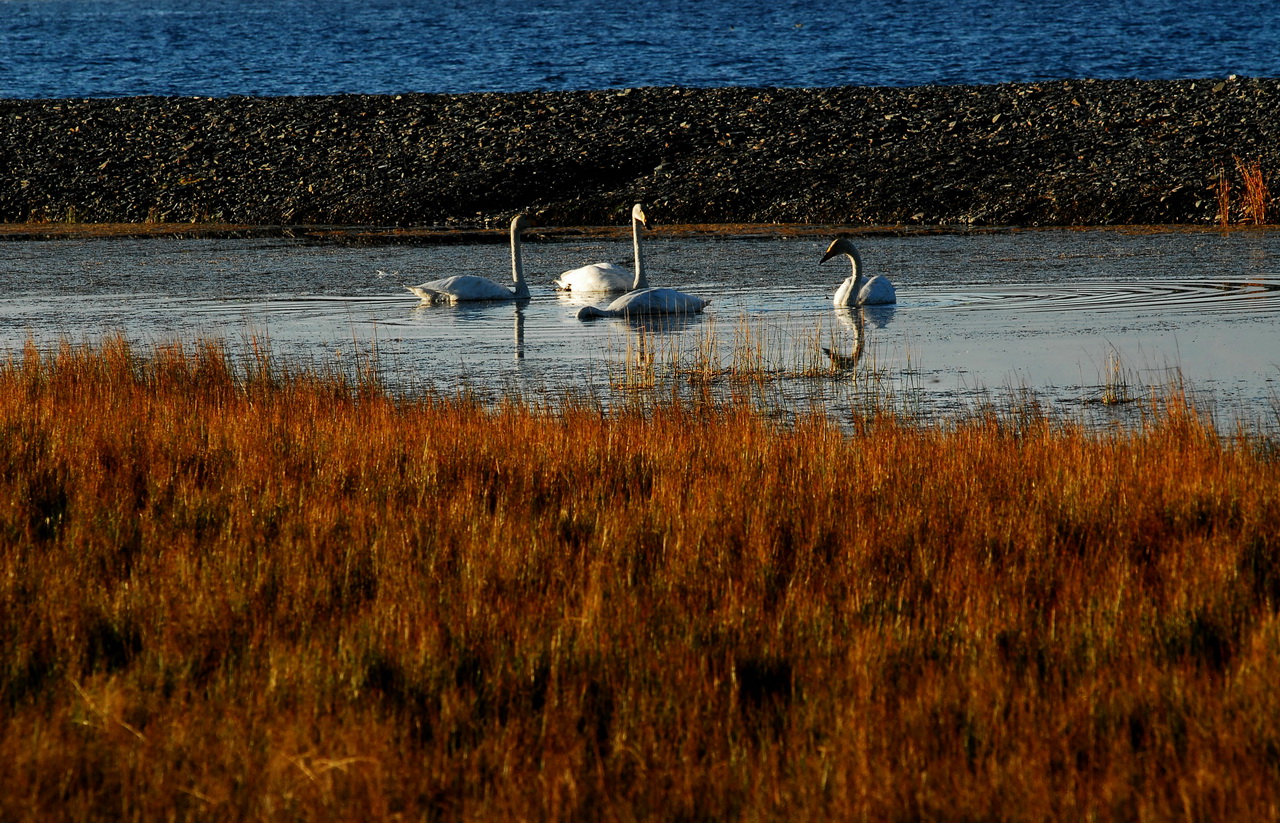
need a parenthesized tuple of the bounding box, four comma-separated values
(3, 338, 1279, 821)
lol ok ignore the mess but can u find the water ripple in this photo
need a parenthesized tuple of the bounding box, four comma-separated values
(4, 0, 1280, 97)
(924, 279, 1280, 314)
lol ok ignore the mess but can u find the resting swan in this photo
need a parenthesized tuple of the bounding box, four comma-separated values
(821, 237, 897, 306)
(576, 287, 709, 320)
(406, 215, 531, 303)
(555, 204, 650, 293)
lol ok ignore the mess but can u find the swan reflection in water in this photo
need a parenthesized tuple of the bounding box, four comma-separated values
(513, 303, 525, 360)
(409, 298, 531, 361)
(612, 308, 707, 335)
(555, 288, 614, 308)
(860, 303, 896, 329)
(823, 307, 866, 370)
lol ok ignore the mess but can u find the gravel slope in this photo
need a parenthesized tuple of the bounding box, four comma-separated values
(2, 78, 1277, 228)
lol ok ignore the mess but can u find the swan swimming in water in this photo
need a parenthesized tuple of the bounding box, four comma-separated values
(576, 286, 710, 320)
(821, 237, 897, 306)
(405, 215, 532, 303)
(555, 204, 650, 293)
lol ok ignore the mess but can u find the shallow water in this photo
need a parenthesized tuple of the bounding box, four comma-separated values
(2, 230, 1278, 426)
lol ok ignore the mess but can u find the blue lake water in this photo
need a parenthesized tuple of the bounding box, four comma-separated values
(2, 230, 1277, 428)
(2, 0, 1279, 99)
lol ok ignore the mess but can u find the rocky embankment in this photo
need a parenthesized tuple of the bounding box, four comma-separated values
(1, 78, 1277, 229)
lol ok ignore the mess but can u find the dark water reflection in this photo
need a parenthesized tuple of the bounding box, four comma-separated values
(2, 229, 1277, 426)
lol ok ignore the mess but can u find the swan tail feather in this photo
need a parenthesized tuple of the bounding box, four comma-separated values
(406, 285, 447, 304)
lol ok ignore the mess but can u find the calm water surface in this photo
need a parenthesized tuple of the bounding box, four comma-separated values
(3, 0, 1279, 98)
(3, 231, 1277, 427)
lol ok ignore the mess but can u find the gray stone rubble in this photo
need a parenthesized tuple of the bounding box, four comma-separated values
(2, 78, 1276, 229)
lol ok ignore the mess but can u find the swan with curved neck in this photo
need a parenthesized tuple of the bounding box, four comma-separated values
(406, 215, 532, 303)
(821, 237, 896, 306)
(555, 204, 650, 293)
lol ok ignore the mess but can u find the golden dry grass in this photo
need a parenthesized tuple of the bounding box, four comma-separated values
(3, 337, 1279, 821)
(1217, 165, 1233, 228)
(1235, 156, 1270, 226)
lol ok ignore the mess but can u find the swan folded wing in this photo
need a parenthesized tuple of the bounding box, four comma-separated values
(406, 275, 514, 303)
(859, 276, 897, 305)
(623, 288, 709, 315)
(637, 289, 711, 316)
(576, 287, 709, 320)
(555, 262, 633, 292)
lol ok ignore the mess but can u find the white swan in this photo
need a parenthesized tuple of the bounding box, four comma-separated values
(405, 215, 532, 303)
(554, 204, 650, 293)
(821, 237, 897, 306)
(576, 287, 710, 320)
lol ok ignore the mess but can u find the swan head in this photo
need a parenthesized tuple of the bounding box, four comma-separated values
(821, 236, 860, 264)
(631, 203, 648, 228)
(510, 214, 531, 233)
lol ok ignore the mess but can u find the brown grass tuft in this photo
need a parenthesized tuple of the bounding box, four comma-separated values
(1234, 155, 1270, 225)
(3, 338, 1280, 820)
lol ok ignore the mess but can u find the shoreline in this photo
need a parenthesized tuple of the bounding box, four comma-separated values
(1, 220, 1267, 244)
(3, 78, 1278, 229)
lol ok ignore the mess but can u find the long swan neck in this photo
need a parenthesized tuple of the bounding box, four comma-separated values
(847, 249, 864, 296)
(631, 215, 648, 289)
(510, 222, 530, 299)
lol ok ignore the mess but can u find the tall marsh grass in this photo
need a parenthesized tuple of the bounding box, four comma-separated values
(1235, 155, 1270, 225)
(3, 337, 1280, 820)
(1217, 156, 1271, 226)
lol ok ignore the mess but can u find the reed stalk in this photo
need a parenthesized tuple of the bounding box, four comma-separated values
(1217, 163, 1233, 227)
(1234, 155, 1270, 225)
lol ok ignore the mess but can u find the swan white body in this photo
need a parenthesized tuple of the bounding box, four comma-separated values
(556, 261, 635, 293)
(406, 215, 531, 303)
(576, 287, 710, 320)
(555, 204, 650, 293)
(821, 237, 897, 306)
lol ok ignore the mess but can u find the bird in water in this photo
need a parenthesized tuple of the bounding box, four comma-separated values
(575, 285, 710, 320)
(405, 214, 532, 303)
(555, 203, 650, 293)
(821, 237, 897, 306)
